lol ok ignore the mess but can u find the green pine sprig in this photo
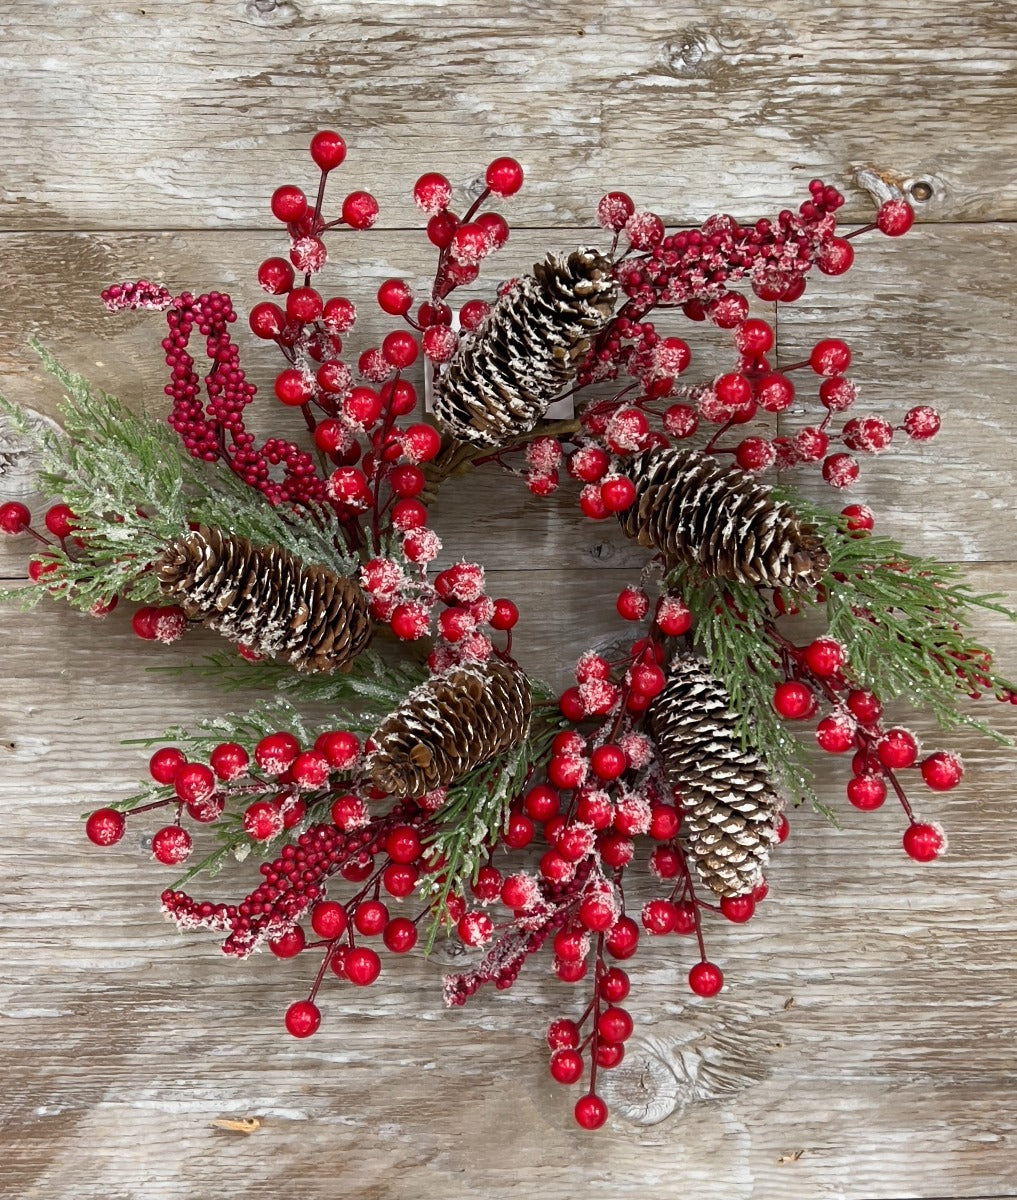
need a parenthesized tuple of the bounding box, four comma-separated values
(0, 346, 356, 612)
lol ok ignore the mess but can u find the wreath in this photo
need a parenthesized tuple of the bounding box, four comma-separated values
(2, 129, 1013, 1131)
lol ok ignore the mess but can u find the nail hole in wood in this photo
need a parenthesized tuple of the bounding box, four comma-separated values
(909, 180, 934, 203)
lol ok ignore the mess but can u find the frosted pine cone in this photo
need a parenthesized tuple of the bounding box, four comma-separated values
(433, 247, 617, 447)
(368, 659, 532, 799)
(619, 446, 829, 590)
(648, 655, 782, 897)
(155, 525, 371, 673)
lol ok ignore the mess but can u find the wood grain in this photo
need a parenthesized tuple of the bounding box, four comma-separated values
(4, 2, 1017, 1197)
(2, 0, 1016, 231)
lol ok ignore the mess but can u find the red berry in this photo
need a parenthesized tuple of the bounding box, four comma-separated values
(341, 190, 379, 229)
(274, 368, 314, 407)
(847, 773, 887, 810)
(616, 586, 649, 621)
(809, 338, 851, 377)
(597, 1006, 634, 1043)
(503, 810, 534, 849)
(605, 916, 639, 960)
(151, 825, 192, 865)
(209, 742, 249, 781)
(44, 503, 77, 538)
(648, 804, 680, 840)
(735, 318, 774, 356)
(735, 437, 775, 472)
(149, 746, 187, 785)
(903, 405, 940, 440)
(377, 278, 413, 316)
(269, 926, 306, 958)
(426, 210, 459, 248)
(876, 728, 919, 770)
(383, 917, 418, 954)
(876, 199, 915, 236)
(485, 156, 524, 196)
(284, 999, 321, 1038)
(578, 892, 616, 932)
(817, 236, 855, 275)
(0, 501, 32, 534)
(902, 822, 944, 862)
(574, 1094, 608, 1130)
(345, 946, 382, 986)
(257, 257, 295, 295)
(382, 330, 418, 369)
(822, 453, 860, 488)
(413, 172, 453, 214)
(386, 824, 422, 863)
(311, 900, 348, 940)
(550, 1049, 584, 1085)
(841, 503, 875, 533)
(600, 476, 636, 512)
(590, 744, 626, 782)
(323, 296, 357, 333)
(173, 762, 215, 804)
(846, 689, 882, 724)
(271, 185, 307, 223)
(755, 373, 795, 413)
(773, 680, 816, 720)
(310, 129, 347, 171)
(804, 637, 846, 678)
(382, 862, 418, 898)
(816, 712, 857, 754)
(596, 191, 635, 231)
(719, 895, 755, 923)
(641, 898, 678, 935)
(243, 800, 283, 841)
(920, 751, 963, 791)
(688, 960, 724, 997)
(249, 301, 285, 340)
(85, 807, 126, 846)
(629, 661, 665, 698)
(255, 731, 300, 775)
(601, 968, 630, 1003)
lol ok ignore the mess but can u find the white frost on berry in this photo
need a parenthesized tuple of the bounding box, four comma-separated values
(618, 732, 653, 770)
(578, 678, 621, 716)
(402, 526, 442, 564)
(525, 436, 563, 473)
(614, 791, 651, 836)
(604, 409, 648, 452)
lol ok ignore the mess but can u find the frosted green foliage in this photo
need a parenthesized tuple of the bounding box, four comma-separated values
(420, 683, 562, 948)
(157, 647, 428, 728)
(0, 347, 355, 612)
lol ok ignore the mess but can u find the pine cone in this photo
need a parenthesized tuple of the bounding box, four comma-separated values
(648, 655, 782, 897)
(368, 659, 532, 799)
(155, 525, 371, 673)
(619, 446, 829, 590)
(433, 247, 617, 448)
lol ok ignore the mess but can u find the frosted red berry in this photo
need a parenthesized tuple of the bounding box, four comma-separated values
(920, 751, 963, 791)
(86, 807, 126, 846)
(804, 637, 845, 678)
(847, 773, 887, 810)
(809, 339, 851, 376)
(269, 927, 306, 959)
(876, 199, 915, 236)
(616, 586, 649, 621)
(254, 732, 300, 775)
(341, 190, 379, 229)
(903, 822, 944, 862)
(271, 185, 308, 223)
(903, 406, 940, 440)
(152, 825, 192, 865)
(257, 257, 296, 294)
(173, 762, 215, 804)
(876, 728, 919, 770)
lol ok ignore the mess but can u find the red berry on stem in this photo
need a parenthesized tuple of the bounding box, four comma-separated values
(413, 172, 453, 214)
(616, 586, 649, 621)
(271, 185, 307, 222)
(149, 746, 186, 785)
(44, 503, 76, 538)
(719, 895, 755, 924)
(152, 825, 192, 865)
(847, 773, 887, 810)
(485, 156, 524, 196)
(173, 762, 215, 804)
(605, 916, 639, 960)
(310, 129, 346, 171)
(550, 1049, 584, 1085)
(311, 900, 348, 940)
(773, 681, 816, 719)
(903, 405, 940, 440)
(377, 278, 413, 316)
(382, 330, 418, 369)
(809, 339, 851, 377)
(847, 689, 882, 724)
(596, 191, 635, 231)
(688, 961, 724, 997)
(903, 822, 944, 862)
(85, 807, 126, 846)
(574, 1094, 608, 1130)
(269, 926, 306, 958)
(249, 301, 285, 340)
(920, 751, 963, 791)
(804, 637, 845, 678)
(876, 199, 915, 236)
(257, 257, 296, 295)
(345, 946, 382, 986)
(285, 999, 321, 1038)
(342, 191, 379, 229)
(0, 502, 31, 534)
(255, 731, 300, 775)
(876, 728, 919, 770)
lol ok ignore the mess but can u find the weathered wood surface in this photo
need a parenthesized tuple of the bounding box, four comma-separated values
(2, 2, 1017, 1198)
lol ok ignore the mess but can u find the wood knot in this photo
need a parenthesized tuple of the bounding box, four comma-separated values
(661, 29, 721, 77)
(599, 1037, 685, 1125)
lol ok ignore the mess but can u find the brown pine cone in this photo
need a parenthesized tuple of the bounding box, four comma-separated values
(155, 525, 371, 673)
(433, 247, 617, 448)
(619, 445, 829, 590)
(648, 654, 782, 897)
(368, 658, 532, 799)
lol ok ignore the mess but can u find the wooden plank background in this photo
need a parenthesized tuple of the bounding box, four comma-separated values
(2, 2, 1016, 1197)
